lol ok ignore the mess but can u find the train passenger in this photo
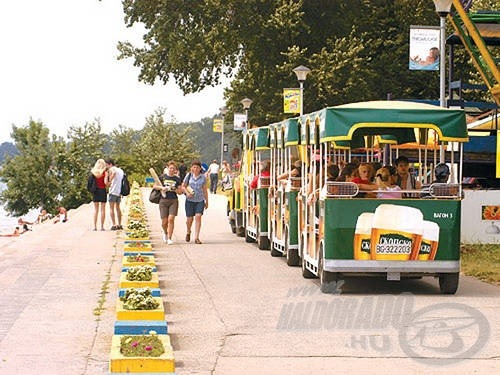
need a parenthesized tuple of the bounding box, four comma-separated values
(250, 160, 271, 189)
(394, 156, 421, 197)
(351, 162, 376, 197)
(277, 159, 301, 183)
(432, 163, 450, 184)
(375, 166, 402, 199)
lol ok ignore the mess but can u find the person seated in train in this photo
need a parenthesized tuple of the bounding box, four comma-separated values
(394, 155, 422, 198)
(351, 162, 376, 197)
(432, 163, 450, 184)
(250, 160, 271, 189)
(375, 166, 402, 199)
(422, 163, 458, 198)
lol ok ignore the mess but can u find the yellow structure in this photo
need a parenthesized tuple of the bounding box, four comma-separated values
(109, 334, 175, 373)
(119, 272, 159, 289)
(116, 297, 165, 320)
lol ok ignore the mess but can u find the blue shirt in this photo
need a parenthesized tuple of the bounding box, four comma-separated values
(184, 173, 206, 202)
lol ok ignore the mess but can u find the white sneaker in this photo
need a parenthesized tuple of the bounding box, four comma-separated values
(167, 239, 174, 245)
(162, 233, 167, 243)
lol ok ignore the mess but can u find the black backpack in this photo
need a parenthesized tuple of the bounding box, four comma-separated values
(87, 173, 97, 193)
(121, 173, 130, 196)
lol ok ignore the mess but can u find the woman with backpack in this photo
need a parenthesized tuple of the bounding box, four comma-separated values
(182, 160, 208, 244)
(88, 158, 108, 231)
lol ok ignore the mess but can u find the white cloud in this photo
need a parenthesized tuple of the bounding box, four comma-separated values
(0, 0, 228, 143)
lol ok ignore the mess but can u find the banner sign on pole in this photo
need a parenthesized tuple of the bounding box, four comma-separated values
(283, 88, 301, 114)
(213, 118, 223, 133)
(409, 26, 440, 71)
(233, 113, 247, 131)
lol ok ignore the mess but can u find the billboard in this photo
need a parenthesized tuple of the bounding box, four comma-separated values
(409, 26, 440, 71)
(283, 88, 301, 114)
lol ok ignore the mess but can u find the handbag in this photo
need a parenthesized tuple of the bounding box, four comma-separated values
(149, 189, 162, 204)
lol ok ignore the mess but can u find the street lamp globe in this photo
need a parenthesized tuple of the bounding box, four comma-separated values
(292, 65, 311, 83)
(241, 98, 253, 110)
(432, 0, 453, 16)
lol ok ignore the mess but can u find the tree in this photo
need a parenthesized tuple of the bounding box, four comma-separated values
(118, 0, 487, 125)
(52, 120, 107, 210)
(0, 120, 60, 215)
(108, 125, 141, 175)
(134, 108, 198, 175)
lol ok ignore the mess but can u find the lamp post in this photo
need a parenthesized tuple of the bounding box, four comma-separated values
(219, 106, 228, 167)
(293, 65, 311, 116)
(432, 0, 453, 162)
(241, 98, 253, 129)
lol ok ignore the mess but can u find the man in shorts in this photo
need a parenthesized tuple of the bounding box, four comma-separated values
(155, 161, 182, 244)
(105, 159, 124, 230)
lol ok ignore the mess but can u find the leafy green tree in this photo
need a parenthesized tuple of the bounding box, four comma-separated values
(108, 125, 141, 175)
(118, 0, 489, 125)
(134, 108, 198, 175)
(0, 120, 60, 215)
(52, 121, 106, 209)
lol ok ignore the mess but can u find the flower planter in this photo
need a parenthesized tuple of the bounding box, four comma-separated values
(116, 297, 165, 320)
(119, 288, 161, 297)
(114, 320, 168, 335)
(123, 251, 154, 257)
(122, 254, 156, 268)
(124, 237, 151, 242)
(123, 242, 153, 252)
(109, 334, 175, 373)
(119, 272, 159, 289)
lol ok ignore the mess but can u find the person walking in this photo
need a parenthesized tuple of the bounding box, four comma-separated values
(154, 161, 182, 245)
(178, 160, 187, 182)
(206, 159, 220, 194)
(182, 160, 208, 244)
(105, 158, 124, 230)
(89, 158, 108, 231)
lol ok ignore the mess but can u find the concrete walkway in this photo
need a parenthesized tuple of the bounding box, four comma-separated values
(0, 189, 498, 375)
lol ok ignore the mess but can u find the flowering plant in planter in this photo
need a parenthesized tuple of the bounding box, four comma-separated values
(128, 205, 144, 215)
(126, 265, 153, 281)
(120, 288, 160, 310)
(126, 254, 150, 263)
(127, 228, 150, 239)
(127, 219, 147, 231)
(120, 331, 165, 357)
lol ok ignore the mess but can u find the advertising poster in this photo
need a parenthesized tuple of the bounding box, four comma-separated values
(233, 113, 247, 131)
(283, 88, 301, 114)
(212, 118, 223, 133)
(409, 26, 440, 71)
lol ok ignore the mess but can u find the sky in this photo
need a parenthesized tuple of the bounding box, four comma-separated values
(0, 0, 229, 144)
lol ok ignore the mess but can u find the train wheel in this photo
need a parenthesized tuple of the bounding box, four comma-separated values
(245, 229, 255, 243)
(255, 218, 269, 250)
(439, 272, 459, 294)
(319, 246, 338, 293)
(236, 226, 245, 237)
(270, 242, 281, 257)
(285, 230, 299, 266)
(301, 236, 315, 279)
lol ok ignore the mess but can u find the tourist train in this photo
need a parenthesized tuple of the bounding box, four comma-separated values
(227, 100, 468, 294)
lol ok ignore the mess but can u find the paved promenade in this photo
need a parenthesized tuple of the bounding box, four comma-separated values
(0, 189, 498, 375)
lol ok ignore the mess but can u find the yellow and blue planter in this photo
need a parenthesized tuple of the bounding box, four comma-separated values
(119, 272, 159, 289)
(109, 334, 175, 373)
(116, 297, 165, 321)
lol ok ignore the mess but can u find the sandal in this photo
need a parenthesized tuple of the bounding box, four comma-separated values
(195, 239, 202, 244)
(185, 232, 191, 242)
